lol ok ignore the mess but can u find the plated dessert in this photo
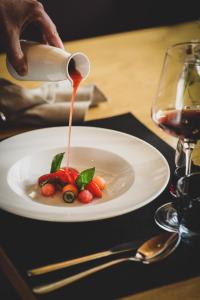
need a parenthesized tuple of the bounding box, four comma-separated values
(38, 152, 106, 204)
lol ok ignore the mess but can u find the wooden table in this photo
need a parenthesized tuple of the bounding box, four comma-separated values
(1, 21, 200, 299)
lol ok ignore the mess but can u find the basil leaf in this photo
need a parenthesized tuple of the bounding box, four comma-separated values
(50, 152, 65, 173)
(76, 167, 95, 190)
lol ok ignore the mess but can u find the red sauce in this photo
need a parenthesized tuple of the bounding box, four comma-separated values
(67, 62, 82, 167)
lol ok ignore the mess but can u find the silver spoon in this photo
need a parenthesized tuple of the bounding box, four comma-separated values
(28, 231, 174, 277)
(33, 232, 180, 295)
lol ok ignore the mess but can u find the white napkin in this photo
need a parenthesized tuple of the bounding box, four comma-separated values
(0, 78, 107, 126)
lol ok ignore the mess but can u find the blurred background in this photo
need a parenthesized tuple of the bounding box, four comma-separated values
(1, 0, 200, 53)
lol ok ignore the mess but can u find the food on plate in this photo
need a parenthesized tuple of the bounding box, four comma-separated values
(38, 152, 106, 204)
(78, 190, 93, 204)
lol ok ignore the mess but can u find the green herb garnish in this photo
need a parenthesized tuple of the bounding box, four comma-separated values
(50, 152, 65, 173)
(76, 167, 95, 190)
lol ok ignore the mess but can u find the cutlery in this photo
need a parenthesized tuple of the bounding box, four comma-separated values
(28, 239, 144, 277)
(33, 232, 180, 294)
(28, 231, 174, 277)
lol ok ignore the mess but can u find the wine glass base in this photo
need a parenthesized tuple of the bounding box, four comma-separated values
(155, 202, 179, 233)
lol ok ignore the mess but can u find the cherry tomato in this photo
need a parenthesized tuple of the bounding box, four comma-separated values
(41, 183, 56, 197)
(93, 176, 106, 190)
(38, 173, 56, 186)
(78, 190, 93, 204)
(86, 180, 102, 198)
(55, 168, 79, 184)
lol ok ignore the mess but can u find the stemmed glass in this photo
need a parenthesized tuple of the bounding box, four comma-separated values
(151, 42, 200, 232)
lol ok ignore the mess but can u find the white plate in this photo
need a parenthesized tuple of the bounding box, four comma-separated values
(0, 127, 170, 222)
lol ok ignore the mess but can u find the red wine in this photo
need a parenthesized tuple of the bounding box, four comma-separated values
(66, 61, 82, 167)
(156, 109, 200, 140)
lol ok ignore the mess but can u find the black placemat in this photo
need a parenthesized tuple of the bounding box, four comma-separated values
(0, 113, 200, 300)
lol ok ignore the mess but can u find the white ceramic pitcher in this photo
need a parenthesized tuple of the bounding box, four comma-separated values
(6, 40, 90, 83)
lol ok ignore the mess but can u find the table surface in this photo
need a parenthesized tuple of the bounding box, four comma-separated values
(1, 21, 200, 299)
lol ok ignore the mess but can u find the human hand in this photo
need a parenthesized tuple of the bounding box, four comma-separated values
(0, 0, 64, 76)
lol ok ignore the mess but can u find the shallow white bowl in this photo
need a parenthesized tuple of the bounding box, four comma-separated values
(0, 127, 170, 222)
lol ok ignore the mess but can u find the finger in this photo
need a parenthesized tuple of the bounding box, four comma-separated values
(41, 32, 48, 45)
(6, 30, 28, 76)
(35, 11, 64, 49)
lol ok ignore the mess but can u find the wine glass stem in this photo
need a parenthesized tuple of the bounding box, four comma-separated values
(183, 140, 195, 176)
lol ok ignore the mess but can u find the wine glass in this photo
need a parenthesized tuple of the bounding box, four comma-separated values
(151, 41, 200, 232)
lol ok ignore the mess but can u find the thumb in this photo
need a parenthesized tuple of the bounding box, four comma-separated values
(6, 31, 28, 76)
